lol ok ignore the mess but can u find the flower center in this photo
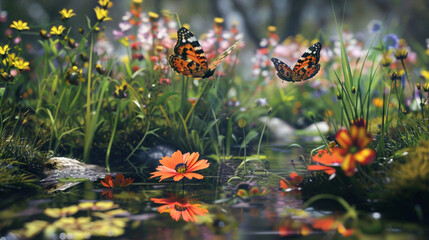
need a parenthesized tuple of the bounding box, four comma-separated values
(349, 145, 359, 154)
(174, 204, 187, 212)
(175, 163, 187, 174)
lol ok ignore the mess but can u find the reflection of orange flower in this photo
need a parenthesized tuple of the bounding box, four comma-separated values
(100, 174, 134, 188)
(151, 197, 208, 222)
(150, 150, 210, 182)
(312, 217, 354, 237)
(278, 220, 311, 237)
(101, 189, 114, 199)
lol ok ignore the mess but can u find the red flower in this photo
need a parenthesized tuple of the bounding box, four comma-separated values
(101, 189, 114, 199)
(100, 174, 134, 188)
(308, 119, 376, 177)
(335, 119, 376, 176)
(159, 77, 171, 85)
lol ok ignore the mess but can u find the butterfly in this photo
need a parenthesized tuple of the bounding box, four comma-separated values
(271, 42, 322, 82)
(169, 27, 241, 79)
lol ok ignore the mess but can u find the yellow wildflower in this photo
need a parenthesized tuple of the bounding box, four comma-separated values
(59, 8, 76, 20)
(133, 0, 143, 3)
(65, 66, 84, 85)
(3, 52, 16, 66)
(94, 7, 112, 22)
(214, 17, 224, 24)
(50, 25, 66, 36)
(381, 55, 393, 67)
(99, 0, 113, 8)
(96, 64, 106, 74)
(148, 12, 159, 20)
(0, 45, 10, 56)
(13, 57, 30, 70)
(420, 70, 429, 80)
(10, 20, 30, 31)
(372, 98, 384, 108)
(394, 48, 408, 60)
(267, 26, 277, 32)
(423, 82, 429, 92)
(114, 80, 129, 98)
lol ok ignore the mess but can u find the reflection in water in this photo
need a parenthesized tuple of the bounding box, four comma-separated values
(9, 201, 130, 239)
(151, 193, 209, 222)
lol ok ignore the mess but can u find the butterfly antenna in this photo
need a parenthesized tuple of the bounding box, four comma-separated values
(172, 12, 182, 28)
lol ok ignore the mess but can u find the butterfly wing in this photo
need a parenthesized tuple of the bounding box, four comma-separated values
(206, 38, 242, 78)
(291, 42, 322, 82)
(169, 27, 209, 78)
(271, 57, 294, 82)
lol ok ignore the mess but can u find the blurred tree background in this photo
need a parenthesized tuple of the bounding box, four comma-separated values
(1, 0, 428, 63)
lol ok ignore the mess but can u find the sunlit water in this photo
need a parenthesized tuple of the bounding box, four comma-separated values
(0, 143, 427, 240)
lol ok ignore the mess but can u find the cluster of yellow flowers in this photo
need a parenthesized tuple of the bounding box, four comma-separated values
(95, 0, 113, 22)
(1, 20, 31, 80)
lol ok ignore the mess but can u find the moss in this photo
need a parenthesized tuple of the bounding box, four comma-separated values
(386, 140, 429, 193)
(0, 133, 48, 190)
(379, 140, 429, 221)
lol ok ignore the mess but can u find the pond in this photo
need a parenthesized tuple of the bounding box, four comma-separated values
(1, 143, 427, 240)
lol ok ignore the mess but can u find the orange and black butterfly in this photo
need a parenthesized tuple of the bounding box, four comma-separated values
(271, 42, 322, 82)
(169, 27, 241, 79)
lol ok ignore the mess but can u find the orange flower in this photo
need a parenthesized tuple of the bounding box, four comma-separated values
(100, 174, 134, 188)
(280, 172, 303, 191)
(307, 148, 342, 175)
(335, 118, 376, 176)
(372, 97, 384, 108)
(150, 150, 210, 182)
(151, 196, 208, 222)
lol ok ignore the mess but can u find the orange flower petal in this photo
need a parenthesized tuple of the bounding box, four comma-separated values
(115, 174, 125, 181)
(341, 154, 356, 176)
(338, 223, 354, 236)
(336, 128, 353, 149)
(173, 174, 185, 181)
(280, 180, 288, 188)
(356, 127, 372, 148)
(312, 149, 343, 165)
(350, 124, 359, 141)
(187, 159, 210, 172)
(312, 217, 335, 231)
(290, 172, 298, 178)
(185, 152, 199, 165)
(170, 209, 181, 221)
(354, 148, 375, 165)
(307, 165, 336, 175)
(183, 172, 204, 180)
(159, 150, 184, 169)
(181, 209, 193, 222)
(292, 175, 303, 184)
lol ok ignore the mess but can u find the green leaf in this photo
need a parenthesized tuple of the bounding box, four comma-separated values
(155, 91, 178, 106)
